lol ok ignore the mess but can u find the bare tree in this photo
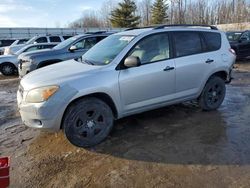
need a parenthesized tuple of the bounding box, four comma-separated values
(137, 0, 152, 26)
(69, 10, 103, 28)
(100, 0, 118, 28)
(69, 0, 250, 28)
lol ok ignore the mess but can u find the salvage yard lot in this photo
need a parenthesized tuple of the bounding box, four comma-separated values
(1, 63, 250, 187)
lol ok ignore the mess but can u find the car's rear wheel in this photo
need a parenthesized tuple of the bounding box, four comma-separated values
(63, 97, 114, 148)
(0, 63, 16, 76)
(199, 76, 226, 111)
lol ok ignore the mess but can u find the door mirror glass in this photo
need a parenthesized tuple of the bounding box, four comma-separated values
(124, 56, 140, 68)
(69, 45, 77, 52)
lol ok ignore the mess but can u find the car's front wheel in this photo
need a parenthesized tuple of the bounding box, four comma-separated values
(0, 63, 16, 76)
(63, 97, 114, 148)
(199, 76, 226, 111)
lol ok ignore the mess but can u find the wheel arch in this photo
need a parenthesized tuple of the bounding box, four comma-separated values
(60, 92, 118, 129)
(0, 61, 16, 69)
(198, 70, 228, 97)
(209, 70, 228, 81)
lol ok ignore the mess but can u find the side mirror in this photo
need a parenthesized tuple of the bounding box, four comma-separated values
(69, 45, 77, 52)
(75, 56, 82, 62)
(124, 56, 140, 68)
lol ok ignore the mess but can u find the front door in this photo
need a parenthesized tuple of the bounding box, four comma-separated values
(119, 32, 176, 113)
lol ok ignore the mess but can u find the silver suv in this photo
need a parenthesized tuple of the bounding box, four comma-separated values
(4, 35, 68, 55)
(17, 25, 236, 148)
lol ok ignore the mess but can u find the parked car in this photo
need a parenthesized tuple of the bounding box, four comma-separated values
(0, 43, 57, 76)
(0, 38, 29, 55)
(4, 35, 72, 55)
(0, 39, 16, 47)
(18, 32, 113, 77)
(226, 30, 250, 60)
(0, 39, 16, 55)
(17, 24, 235, 148)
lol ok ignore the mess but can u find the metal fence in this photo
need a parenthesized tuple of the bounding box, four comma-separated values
(0, 27, 124, 39)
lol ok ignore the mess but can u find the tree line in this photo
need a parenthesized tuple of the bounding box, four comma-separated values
(69, 0, 250, 28)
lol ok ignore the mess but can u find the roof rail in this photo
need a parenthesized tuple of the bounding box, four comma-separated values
(85, 31, 107, 34)
(154, 24, 218, 30)
(125, 26, 154, 31)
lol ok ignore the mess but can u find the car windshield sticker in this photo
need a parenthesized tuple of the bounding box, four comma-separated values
(119, 36, 134, 42)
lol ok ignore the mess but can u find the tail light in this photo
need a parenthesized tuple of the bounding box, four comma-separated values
(0, 157, 10, 188)
(229, 48, 236, 56)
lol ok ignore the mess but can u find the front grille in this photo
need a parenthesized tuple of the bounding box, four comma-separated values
(19, 60, 22, 69)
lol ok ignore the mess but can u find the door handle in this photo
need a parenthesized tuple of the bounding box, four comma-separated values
(163, 66, 175, 71)
(205, 59, 214, 64)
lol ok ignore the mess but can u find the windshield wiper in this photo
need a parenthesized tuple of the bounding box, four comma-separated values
(82, 59, 94, 65)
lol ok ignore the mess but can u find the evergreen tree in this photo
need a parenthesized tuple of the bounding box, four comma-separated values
(110, 0, 140, 27)
(151, 0, 168, 24)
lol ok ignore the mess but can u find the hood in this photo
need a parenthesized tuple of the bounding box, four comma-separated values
(20, 59, 103, 90)
(19, 49, 57, 59)
(0, 54, 17, 63)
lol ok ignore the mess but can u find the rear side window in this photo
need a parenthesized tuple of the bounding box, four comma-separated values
(173, 32, 202, 57)
(35, 37, 48, 43)
(24, 46, 40, 52)
(43, 44, 56, 49)
(96, 36, 107, 42)
(49, 36, 61, 42)
(17, 39, 28, 44)
(203, 32, 221, 51)
(63, 36, 72, 40)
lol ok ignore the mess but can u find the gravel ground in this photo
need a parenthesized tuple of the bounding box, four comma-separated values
(1, 63, 250, 188)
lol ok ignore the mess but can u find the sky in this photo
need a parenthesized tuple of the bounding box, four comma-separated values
(0, 0, 106, 28)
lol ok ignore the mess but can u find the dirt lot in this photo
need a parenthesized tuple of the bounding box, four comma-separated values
(1, 63, 250, 188)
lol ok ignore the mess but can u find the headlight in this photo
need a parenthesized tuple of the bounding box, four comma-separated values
(26, 85, 59, 103)
(20, 58, 33, 64)
(4, 48, 10, 55)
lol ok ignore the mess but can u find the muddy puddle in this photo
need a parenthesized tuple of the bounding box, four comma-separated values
(1, 64, 250, 187)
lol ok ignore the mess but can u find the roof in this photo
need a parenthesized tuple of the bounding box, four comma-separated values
(115, 28, 153, 36)
(117, 27, 220, 37)
(25, 42, 58, 47)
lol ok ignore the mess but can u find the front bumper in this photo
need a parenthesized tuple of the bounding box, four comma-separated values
(225, 64, 235, 84)
(17, 84, 78, 131)
(18, 61, 36, 77)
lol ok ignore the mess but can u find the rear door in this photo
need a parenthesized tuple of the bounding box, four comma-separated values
(173, 31, 220, 99)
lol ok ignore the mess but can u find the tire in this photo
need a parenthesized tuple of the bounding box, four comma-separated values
(0, 63, 16, 76)
(199, 76, 226, 111)
(63, 97, 114, 148)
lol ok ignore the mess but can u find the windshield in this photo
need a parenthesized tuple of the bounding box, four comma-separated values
(15, 48, 24, 55)
(53, 36, 78, 50)
(82, 35, 134, 65)
(226, 32, 242, 42)
(26, 36, 37, 44)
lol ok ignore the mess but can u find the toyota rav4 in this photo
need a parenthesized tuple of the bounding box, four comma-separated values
(17, 25, 236, 148)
